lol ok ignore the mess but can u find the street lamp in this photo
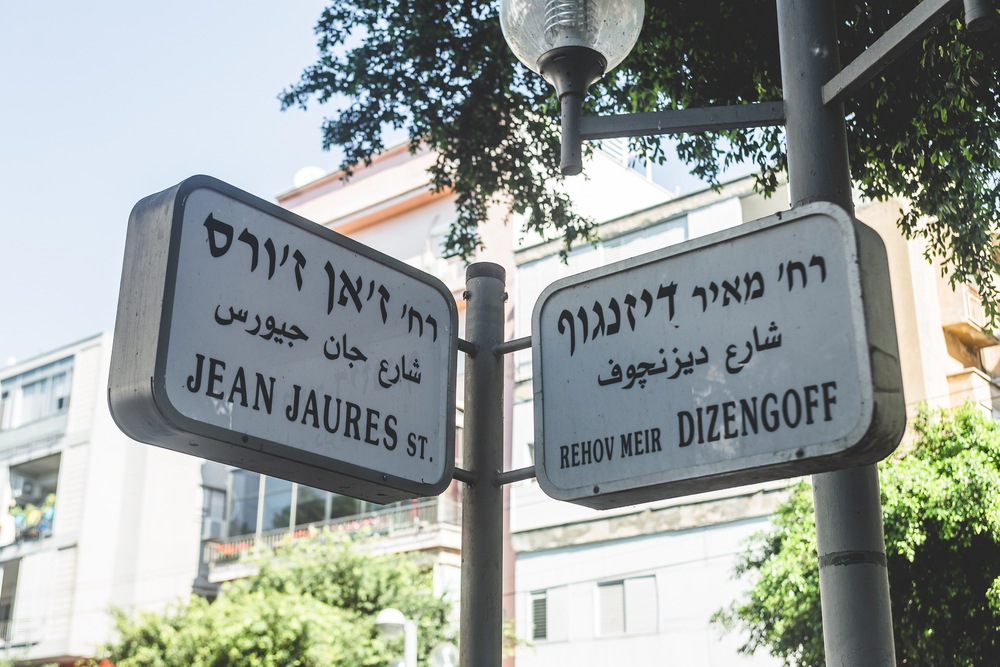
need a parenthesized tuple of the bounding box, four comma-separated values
(375, 608, 417, 667)
(499, 0, 994, 179)
(499, 0, 644, 175)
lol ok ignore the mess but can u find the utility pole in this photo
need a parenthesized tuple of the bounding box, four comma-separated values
(776, 0, 896, 664)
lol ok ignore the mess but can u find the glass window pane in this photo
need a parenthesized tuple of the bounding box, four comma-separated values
(295, 486, 327, 525)
(262, 487, 292, 531)
(20, 379, 45, 424)
(1, 390, 10, 430)
(228, 497, 258, 537)
(265, 477, 292, 493)
(231, 470, 260, 499)
(51, 372, 70, 411)
(329, 494, 361, 519)
(228, 471, 260, 536)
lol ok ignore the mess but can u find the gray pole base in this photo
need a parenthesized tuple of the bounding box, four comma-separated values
(813, 467, 895, 666)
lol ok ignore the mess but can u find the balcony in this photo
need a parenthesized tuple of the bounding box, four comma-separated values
(946, 367, 1000, 416)
(4, 454, 60, 548)
(11, 504, 54, 542)
(939, 282, 999, 350)
(204, 496, 462, 583)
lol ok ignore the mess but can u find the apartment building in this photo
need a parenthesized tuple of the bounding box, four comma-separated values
(0, 333, 209, 663)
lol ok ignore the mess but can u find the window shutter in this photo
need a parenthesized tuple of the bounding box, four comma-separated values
(624, 576, 658, 634)
(531, 592, 547, 640)
(598, 581, 625, 635)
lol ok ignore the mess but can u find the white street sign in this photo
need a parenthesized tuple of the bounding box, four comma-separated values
(532, 203, 905, 509)
(109, 176, 457, 503)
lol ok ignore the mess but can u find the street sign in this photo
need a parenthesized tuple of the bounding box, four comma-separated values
(109, 176, 458, 503)
(531, 202, 905, 509)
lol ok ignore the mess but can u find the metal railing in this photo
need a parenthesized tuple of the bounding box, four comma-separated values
(13, 523, 53, 543)
(204, 497, 461, 565)
(0, 616, 43, 648)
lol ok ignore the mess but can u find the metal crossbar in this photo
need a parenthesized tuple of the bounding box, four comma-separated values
(823, 0, 960, 106)
(579, 102, 786, 141)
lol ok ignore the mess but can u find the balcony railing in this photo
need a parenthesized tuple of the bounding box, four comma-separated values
(204, 497, 461, 566)
(0, 616, 43, 648)
(14, 523, 52, 542)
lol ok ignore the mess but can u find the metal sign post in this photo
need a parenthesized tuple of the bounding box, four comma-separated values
(458, 263, 507, 667)
(777, 0, 896, 663)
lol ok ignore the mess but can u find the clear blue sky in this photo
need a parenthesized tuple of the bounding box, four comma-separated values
(0, 1, 735, 367)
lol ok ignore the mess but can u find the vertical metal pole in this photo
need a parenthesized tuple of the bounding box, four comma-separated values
(459, 262, 506, 667)
(775, 1, 896, 665)
(404, 619, 418, 667)
(560, 93, 584, 175)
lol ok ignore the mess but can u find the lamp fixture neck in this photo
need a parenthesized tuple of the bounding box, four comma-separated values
(537, 46, 606, 100)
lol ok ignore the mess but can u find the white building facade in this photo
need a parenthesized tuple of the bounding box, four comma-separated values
(0, 333, 212, 664)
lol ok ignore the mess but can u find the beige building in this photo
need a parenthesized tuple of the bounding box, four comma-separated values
(858, 198, 1000, 420)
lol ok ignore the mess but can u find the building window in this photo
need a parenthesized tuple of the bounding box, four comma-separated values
(0, 357, 72, 431)
(226, 471, 368, 538)
(0, 551, 54, 645)
(531, 591, 547, 640)
(202, 487, 226, 540)
(261, 477, 293, 532)
(8, 454, 60, 543)
(597, 575, 658, 636)
(294, 485, 327, 525)
(227, 470, 260, 537)
(598, 581, 625, 635)
(529, 586, 567, 642)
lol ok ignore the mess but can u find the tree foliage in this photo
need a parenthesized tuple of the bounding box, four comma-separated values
(92, 536, 454, 667)
(280, 0, 1000, 319)
(714, 403, 1000, 666)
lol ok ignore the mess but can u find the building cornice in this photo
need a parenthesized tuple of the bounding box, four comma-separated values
(512, 486, 789, 554)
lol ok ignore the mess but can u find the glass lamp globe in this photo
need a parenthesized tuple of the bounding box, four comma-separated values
(429, 642, 459, 667)
(499, 0, 644, 75)
(374, 608, 407, 639)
